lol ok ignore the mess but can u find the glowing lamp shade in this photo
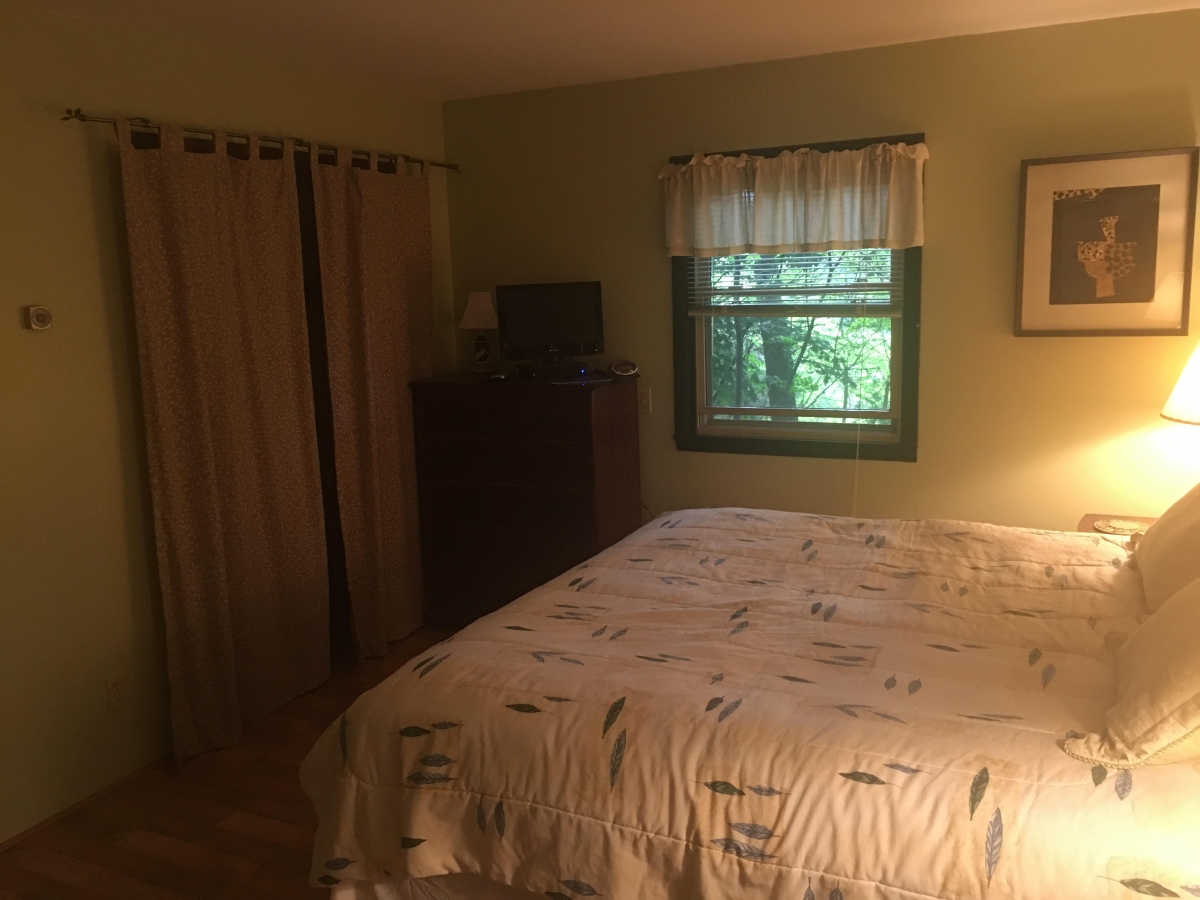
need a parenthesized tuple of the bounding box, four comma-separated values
(458, 291, 498, 330)
(1162, 343, 1200, 426)
(459, 291, 498, 366)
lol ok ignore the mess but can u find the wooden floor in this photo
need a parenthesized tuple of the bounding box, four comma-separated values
(0, 628, 449, 900)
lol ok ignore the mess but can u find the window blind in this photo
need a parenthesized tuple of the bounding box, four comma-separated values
(685, 250, 904, 318)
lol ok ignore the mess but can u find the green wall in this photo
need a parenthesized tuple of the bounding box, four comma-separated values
(444, 11, 1200, 530)
(0, 1, 453, 843)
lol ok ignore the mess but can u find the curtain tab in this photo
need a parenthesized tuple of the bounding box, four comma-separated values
(162, 124, 185, 152)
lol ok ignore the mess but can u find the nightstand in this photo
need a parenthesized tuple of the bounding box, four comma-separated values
(1077, 514, 1158, 534)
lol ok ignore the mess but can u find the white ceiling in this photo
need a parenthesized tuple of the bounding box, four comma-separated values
(26, 0, 1200, 101)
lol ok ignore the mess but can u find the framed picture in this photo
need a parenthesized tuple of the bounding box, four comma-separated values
(1016, 147, 1198, 336)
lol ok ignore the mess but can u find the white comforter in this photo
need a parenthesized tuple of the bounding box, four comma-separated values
(301, 509, 1200, 900)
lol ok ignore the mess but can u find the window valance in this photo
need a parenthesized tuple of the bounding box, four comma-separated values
(660, 141, 928, 257)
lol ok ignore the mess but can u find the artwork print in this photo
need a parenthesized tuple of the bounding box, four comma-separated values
(1048, 185, 1159, 305)
(1015, 146, 1196, 336)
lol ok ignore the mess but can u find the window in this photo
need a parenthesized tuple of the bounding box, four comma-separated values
(665, 136, 924, 461)
(674, 247, 920, 460)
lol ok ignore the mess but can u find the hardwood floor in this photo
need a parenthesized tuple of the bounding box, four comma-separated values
(0, 628, 450, 899)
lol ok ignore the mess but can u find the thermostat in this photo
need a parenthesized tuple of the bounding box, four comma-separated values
(22, 306, 52, 330)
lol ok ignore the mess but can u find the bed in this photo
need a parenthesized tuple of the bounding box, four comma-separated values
(300, 507, 1200, 900)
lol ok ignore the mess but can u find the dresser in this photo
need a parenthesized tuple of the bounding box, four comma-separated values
(411, 375, 642, 629)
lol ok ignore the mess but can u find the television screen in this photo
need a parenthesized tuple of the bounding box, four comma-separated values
(496, 281, 603, 360)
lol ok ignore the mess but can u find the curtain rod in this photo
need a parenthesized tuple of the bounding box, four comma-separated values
(61, 108, 459, 172)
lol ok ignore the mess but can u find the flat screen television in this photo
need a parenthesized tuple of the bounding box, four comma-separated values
(495, 281, 603, 361)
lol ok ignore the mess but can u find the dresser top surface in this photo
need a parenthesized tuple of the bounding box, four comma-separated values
(412, 373, 634, 392)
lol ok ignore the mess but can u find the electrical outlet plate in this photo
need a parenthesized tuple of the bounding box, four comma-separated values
(637, 388, 652, 415)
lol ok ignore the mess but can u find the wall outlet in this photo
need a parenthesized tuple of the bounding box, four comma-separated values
(637, 388, 652, 415)
(105, 676, 126, 709)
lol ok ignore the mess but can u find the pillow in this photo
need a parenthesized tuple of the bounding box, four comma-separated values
(1135, 480, 1200, 612)
(1063, 576, 1200, 767)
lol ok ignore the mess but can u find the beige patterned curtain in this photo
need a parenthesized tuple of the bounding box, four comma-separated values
(118, 122, 330, 758)
(311, 150, 433, 657)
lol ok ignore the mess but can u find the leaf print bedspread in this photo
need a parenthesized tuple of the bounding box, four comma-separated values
(301, 508, 1200, 900)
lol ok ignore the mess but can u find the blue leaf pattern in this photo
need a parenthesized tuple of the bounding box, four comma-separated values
(306, 509, 1170, 897)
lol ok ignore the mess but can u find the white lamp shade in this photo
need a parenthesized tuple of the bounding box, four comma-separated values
(1162, 342, 1200, 426)
(459, 291, 498, 330)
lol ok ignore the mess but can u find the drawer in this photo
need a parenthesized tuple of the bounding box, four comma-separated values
(420, 521, 592, 629)
(420, 479, 593, 534)
(415, 384, 591, 442)
(420, 434, 593, 489)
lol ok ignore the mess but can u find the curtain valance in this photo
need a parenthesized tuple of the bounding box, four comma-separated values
(660, 141, 928, 257)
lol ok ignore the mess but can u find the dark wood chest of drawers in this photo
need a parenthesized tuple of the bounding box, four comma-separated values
(411, 375, 642, 629)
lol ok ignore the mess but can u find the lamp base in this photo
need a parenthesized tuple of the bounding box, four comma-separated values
(471, 333, 494, 373)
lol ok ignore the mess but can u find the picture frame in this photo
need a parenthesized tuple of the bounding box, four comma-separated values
(1015, 147, 1198, 336)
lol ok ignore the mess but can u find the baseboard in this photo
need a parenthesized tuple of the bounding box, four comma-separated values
(0, 760, 162, 853)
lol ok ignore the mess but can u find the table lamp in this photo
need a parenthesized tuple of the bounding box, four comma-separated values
(1162, 341, 1200, 426)
(459, 291, 499, 370)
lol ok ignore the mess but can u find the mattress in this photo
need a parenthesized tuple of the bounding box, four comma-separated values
(301, 508, 1200, 900)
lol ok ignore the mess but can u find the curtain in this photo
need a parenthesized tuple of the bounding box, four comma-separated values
(660, 141, 929, 256)
(118, 122, 330, 758)
(311, 149, 433, 658)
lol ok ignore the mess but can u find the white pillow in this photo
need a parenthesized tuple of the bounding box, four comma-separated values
(1063, 576, 1200, 767)
(1135, 480, 1200, 613)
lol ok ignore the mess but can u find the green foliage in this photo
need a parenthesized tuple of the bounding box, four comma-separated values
(705, 252, 895, 419)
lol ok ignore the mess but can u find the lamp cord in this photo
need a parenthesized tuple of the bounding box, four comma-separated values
(852, 420, 862, 518)
(850, 298, 865, 519)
